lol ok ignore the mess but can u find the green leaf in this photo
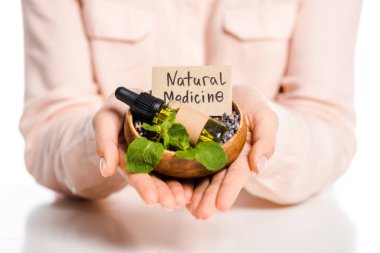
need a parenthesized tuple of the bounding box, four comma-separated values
(195, 141, 227, 171)
(174, 141, 228, 172)
(126, 137, 164, 173)
(161, 112, 176, 131)
(157, 112, 176, 147)
(163, 134, 170, 149)
(142, 123, 161, 133)
(175, 148, 197, 160)
(168, 123, 190, 150)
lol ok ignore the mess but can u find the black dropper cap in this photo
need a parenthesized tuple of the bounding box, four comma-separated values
(115, 87, 165, 123)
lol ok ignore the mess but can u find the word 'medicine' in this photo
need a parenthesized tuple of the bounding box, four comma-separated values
(152, 65, 232, 116)
(164, 90, 224, 104)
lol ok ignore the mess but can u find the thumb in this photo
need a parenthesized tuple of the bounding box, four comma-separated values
(93, 96, 127, 177)
(248, 107, 278, 173)
(232, 85, 278, 173)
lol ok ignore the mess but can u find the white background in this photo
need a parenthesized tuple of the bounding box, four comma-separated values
(0, 1, 32, 186)
(0, 1, 379, 252)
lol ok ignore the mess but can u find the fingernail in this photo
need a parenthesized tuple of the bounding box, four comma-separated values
(99, 157, 107, 177)
(176, 201, 186, 209)
(185, 194, 192, 204)
(257, 156, 267, 172)
(145, 195, 157, 206)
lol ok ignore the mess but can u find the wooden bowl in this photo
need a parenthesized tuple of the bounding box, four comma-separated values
(124, 102, 247, 178)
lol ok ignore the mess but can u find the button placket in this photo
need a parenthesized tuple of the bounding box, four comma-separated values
(178, 0, 208, 65)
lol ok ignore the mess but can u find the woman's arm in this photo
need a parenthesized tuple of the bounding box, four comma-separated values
(243, 0, 362, 204)
(188, 0, 362, 219)
(20, 0, 127, 198)
(20, 0, 193, 207)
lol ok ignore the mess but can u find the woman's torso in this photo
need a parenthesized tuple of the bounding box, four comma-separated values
(81, 0, 300, 97)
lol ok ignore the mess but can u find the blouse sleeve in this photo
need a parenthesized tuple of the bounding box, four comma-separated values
(20, 0, 127, 199)
(243, 0, 362, 204)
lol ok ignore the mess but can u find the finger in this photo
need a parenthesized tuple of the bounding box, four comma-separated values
(127, 173, 158, 205)
(194, 169, 227, 220)
(216, 157, 251, 212)
(118, 134, 159, 206)
(151, 176, 176, 211)
(248, 107, 278, 173)
(167, 180, 187, 208)
(182, 180, 194, 203)
(189, 178, 210, 218)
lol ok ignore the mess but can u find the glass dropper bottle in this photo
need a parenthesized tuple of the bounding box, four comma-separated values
(115, 87, 228, 144)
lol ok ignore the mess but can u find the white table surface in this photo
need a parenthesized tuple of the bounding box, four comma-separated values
(0, 185, 356, 253)
(0, 166, 379, 253)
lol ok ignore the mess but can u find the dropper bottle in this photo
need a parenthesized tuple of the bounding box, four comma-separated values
(115, 87, 228, 144)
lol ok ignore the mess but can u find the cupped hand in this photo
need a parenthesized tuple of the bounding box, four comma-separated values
(187, 85, 279, 220)
(92, 93, 193, 210)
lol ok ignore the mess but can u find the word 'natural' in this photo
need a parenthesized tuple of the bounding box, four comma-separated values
(167, 71, 226, 87)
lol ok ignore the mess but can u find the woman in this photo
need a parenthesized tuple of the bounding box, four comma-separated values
(20, 0, 361, 220)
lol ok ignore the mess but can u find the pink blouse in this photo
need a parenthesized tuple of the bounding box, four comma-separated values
(20, 0, 361, 204)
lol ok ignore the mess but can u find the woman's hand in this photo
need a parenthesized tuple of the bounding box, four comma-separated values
(187, 85, 279, 219)
(92, 93, 193, 210)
